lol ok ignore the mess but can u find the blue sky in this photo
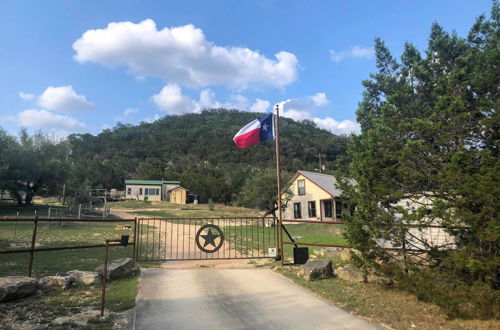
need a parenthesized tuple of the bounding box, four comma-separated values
(0, 0, 493, 137)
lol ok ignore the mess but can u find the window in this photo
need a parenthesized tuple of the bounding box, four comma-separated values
(324, 200, 333, 218)
(139, 188, 143, 195)
(308, 201, 316, 217)
(293, 202, 302, 219)
(145, 188, 158, 196)
(297, 179, 305, 195)
(127, 188, 131, 195)
(335, 200, 342, 218)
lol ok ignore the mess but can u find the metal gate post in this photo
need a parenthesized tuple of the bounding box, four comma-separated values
(28, 216, 38, 277)
(132, 217, 137, 267)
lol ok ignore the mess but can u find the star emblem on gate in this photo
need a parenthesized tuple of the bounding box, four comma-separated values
(195, 224, 225, 253)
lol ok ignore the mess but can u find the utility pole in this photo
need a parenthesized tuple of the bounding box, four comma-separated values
(61, 142, 70, 205)
(318, 153, 323, 173)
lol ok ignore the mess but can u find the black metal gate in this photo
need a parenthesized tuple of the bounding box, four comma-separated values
(136, 217, 278, 261)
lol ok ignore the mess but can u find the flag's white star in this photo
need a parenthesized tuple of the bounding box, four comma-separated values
(262, 123, 268, 131)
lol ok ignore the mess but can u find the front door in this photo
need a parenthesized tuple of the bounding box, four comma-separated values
(321, 200, 333, 220)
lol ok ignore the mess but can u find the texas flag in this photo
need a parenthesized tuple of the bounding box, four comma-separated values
(233, 113, 275, 149)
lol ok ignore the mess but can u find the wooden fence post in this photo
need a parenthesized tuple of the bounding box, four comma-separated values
(28, 216, 38, 277)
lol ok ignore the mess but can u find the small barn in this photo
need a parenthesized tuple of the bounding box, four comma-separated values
(168, 186, 189, 204)
(125, 179, 188, 203)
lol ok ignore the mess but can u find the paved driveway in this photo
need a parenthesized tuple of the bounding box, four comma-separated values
(131, 267, 382, 330)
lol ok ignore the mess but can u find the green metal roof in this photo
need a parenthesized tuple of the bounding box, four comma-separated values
(125, 180, 181, 186)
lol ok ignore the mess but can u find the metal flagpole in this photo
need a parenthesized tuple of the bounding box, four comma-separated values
(274, 103, 285, 265)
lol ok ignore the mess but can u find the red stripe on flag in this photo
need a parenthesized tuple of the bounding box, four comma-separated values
(233, 128, 261, 148)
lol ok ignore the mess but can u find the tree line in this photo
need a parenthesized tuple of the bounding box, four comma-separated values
(337, 2, 499, 318)
(0, 109, 348, 208)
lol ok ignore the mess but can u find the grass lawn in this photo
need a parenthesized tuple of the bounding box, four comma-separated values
(0, 220, 136, 277)
(133, 203, 259, 218)
(221, 222, 347, 258)
(0, 202, 56, 218)
(276, 263, 499, 330)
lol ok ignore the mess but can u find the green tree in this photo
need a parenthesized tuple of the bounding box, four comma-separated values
(237, 169, 293, 218)
(0, 129, 66, 206)
(337, 2, 499, 318)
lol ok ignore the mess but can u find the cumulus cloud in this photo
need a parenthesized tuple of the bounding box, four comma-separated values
(151, 84, 197, 114)
(312, 117, 360, 135)
(18, 92, 35, 101)
(38, 86, 94, 112)
(329, 46, 374, 63)
(17, 109, 87, 131)
(151, 84, 258, 114)
(250, 99, 270, 113)
(309, 92, 329, 107)
(73, 19, 298, 89)
(278, 95, 360, 135)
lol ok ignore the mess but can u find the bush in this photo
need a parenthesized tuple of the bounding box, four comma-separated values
(208, 198, 215, 211)
(395, 268, 500, 319)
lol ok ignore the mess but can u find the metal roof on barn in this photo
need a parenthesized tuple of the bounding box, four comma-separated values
(295, 170, 343, 198)
(125, 180, 181, 186)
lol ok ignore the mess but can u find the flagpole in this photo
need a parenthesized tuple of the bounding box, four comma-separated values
(274, 103, 284, 265)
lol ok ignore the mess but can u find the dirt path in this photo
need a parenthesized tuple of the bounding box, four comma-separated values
(110, 208, 137, 219)
(131, 267, 383, 330)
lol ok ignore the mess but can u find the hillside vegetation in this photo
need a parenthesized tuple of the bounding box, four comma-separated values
(0, 109, 348, 206)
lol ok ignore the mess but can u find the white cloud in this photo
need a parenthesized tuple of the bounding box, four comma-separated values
(309, 92, 329, 107)
(123, 107, 139, 116)
(151, 84, 257, 114)
(17, 109, 87, 131)
(18, 92, 35, 100)
(329, 46, 374, 63)
(151, 84, 197, 114)
(38, 86, 94, 112)
(351, 46, 374, 59)
(312, 117, 360, 135)
(250, 99, 270, 113)
(73, 19, 298, 89)
(278, 94, 360, 135)
(142, 113, 161, 123)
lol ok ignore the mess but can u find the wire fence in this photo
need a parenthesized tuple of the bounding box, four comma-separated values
(0, 217, 137, 277)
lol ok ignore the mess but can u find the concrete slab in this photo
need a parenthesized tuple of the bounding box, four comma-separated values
(132, 268, 383, 330)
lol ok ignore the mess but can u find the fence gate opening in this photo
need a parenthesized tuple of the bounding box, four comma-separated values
(136, 217, 277, 261)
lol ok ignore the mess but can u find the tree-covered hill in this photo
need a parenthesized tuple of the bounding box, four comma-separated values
(67, 109, 348, 203)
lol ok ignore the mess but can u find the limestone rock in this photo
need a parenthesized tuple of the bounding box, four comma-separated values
(316, 247, 343, 257)
(68, 270, 100, 285)
(366, 274, 393, 285)
(336, 266, 366, 282)
(40, 276, 70, 291)
(53, 310, 108, 327)
(340, 249, 361, 261)
(95, 258, 133, 279)
(301, 259, 333, 281)
(0, 276, 39, 302)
